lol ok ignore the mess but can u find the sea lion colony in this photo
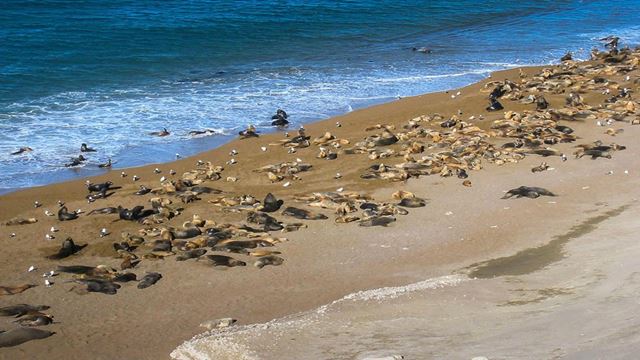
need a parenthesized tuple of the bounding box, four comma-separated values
(0, 44, 639, 347)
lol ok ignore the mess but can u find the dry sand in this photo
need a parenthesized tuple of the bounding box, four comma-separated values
(0, 49, 639, 359)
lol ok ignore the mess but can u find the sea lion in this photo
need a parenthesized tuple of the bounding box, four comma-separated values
(14, 313, 54, 327)
(412, 47, 432, 54)
(247, 211, 283, 231)
(80, 143, 97, 152)
(281, 207, 328, 220)
(271, 114, 289, 127)
(0, 328, 54, 347)
(0, 284, 36, 296)
(172, 226, 202, 239)
(254, 255, 284, 269)
(176, 249, 207, 261)
(502, 186, 556, 199)
(72, 279, 120, 295)
(536, 95, 549, 110)
(560, 52, 572, 61)
(10, 147, 33, 155)
(137, 273, 162, 289)
(239, 125, 259, 138)
(203, 255, 246, 267)
(135, 185, 151, 195)
(87, 207, 118, 215)
(0, 305, 50, 317)
(87, 181, 113, 193)
(47, 238, 86, 260)
(65, 155, 86, 167)
(57, 265, 112, 276)
(113, 273, 137, 283)
(398, 197, 426, 208)
(531, 162, 549, 173)
(57, 206, 79, 221)
(4, 217, 37, 226)
(261, 193, 284, 212)
(98, 158, 112, 168)
(149, 128, 170, 137)
(579, 149, 612, 159)
(118, 206, 152, 221)
(152, 239, 172, 252)
(486, 98, 504, 112)
(188, 129, 216, 137)
(359, 216, 396, 227)
(248, 250, 282, 257)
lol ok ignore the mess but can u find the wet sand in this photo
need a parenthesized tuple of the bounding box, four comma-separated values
(1, 49, 639, 359)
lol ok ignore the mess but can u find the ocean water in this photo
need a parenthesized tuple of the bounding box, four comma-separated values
(1, 0, 639, 192)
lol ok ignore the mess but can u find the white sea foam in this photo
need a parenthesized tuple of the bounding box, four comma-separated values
(170, 274, 468, 360)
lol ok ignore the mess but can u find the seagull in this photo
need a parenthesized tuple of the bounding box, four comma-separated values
(34, 201, 42, 208)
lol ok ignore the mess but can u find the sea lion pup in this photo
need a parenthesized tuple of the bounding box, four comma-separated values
(137, 272, 162, 289)
(4, 217, 37, 226)
(149, 128, 170, 137)
(536, 95, 549, 110)
(238, 124, 259, 138)
(176, 249, 207, 261)
(14, 312, 54, 327)
(560, 52, 572, 61)
(0, 305, 50, 317)
(254, 255, 284, 269)
(398, 197, 426, 208)
(98, 158, 112, 168)
(10, 147, 33, 155)
(0, 284, 36, 296)
(0, 328, 54, 347)
(579, 149, 612, 159)
(531, 162, 549, 173)
(65, 154, 86, 167)
(359, 216, 396, 227)
(47, 238, 87, 260)
(57, 206, 79, 221)
(247, 211, 284, 231)
(502, 186, 556, 199)
(258, 193, 284, 212)
(72, 279, 121, 295)
(281, 206, 328, 220)
(135, 185, 151, 195)
(87, 206, 118, 215)
(87, 181, 113, 193)
(486, 98, 504, 111)
(271, 113, 289, 127)
(203, 255, 246, 267)
(80, 143, 97, 152)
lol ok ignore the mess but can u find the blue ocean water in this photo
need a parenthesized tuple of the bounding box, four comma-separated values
(1, 0, 639, 192)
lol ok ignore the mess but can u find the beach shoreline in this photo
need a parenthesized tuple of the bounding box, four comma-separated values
(1, 47, 639, 359)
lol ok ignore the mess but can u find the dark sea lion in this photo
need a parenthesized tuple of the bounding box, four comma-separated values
(190, 186, 223, 194)
(176, 249, 207, 261)
(440, 118, 457, 128)
(281, 207, 328, 220)
(138, 272, 162, 289)
(271, 115, 289, 127)
(272, 109, 288, 120)
(579, 149, 612, 159)
(489, 84, 506, 99)
(14, 313, 54, 327)
(87, 207, 118, 215)
(172, 227, 202, 239)
(57, 206, 78, 221)
(80, 143, 97, 152)
(412, 47, 432, 54)
(359, 216, 396, 227)
(261, 193, 283, 212)
(135, 185, 151, 195)
(204, 255, 246, 267)
(65, 155, 86, 167)
(188, 129, 216, 136)
(0, 328, 54, 347)
(10, 147, 33, 155)
(212, 245, 250, 255)
(73, 279, 120, 295)
(239, 125, 259, 138)
(457, 169, 469, 179)
(0, 304, 50, 317)
(398, 197, 426, 208)
(149, 128, 170, 137)
(247, 211, 283, 231)
(502, 186, 556, 199)
(47, 238, 86, 260)
(152, 239, 172, 252)
(486, 98, 504, 111)
(536, 95, 549, 110)
(57, 265, 110, 276)
(86, 190, 113, 202)
(98, 158, 112, 168)
(87, 181, 113, 193)
(113, 272, 137, 283)
(555, 125, 573, 134)
(254, 255, 285, 269)
(560, 52, 572, 61)
(118, 206, 153, 221)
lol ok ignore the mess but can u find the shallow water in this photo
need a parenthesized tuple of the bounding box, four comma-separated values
(2, 0, 640, 191)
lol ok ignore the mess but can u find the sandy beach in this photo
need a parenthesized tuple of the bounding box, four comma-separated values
(1, 47, 639, 359)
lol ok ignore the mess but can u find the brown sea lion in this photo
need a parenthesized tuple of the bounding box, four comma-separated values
(0, 285, 36, 296)
(4, 217, 37, 226)
(281, 207, 328, 220)
(0, 304, 50, 317)
(203, 255, 246, 267)
(254, 255, 285, 269)
(137, 273, 162, 289)
(176, 249, 207, 261)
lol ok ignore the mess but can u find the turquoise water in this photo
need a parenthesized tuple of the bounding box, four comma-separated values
(1, 0, 639, 191)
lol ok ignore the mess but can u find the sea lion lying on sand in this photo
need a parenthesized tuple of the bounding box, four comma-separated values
(502, 186, 556, 199)
(281, 207, 328, 220)
(0, 304, 50, 317)
(47, 238, 86, 260)
(203, 255, 246, 267)
(254, 255, 284, 269)
(137, 272, 162, 289)
(0, 328, 54, 347)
